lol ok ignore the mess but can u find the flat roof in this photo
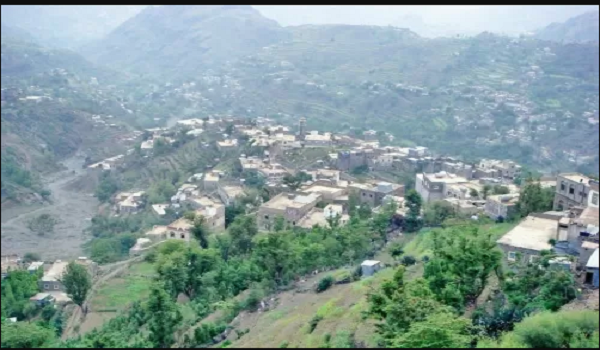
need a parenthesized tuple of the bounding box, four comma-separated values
(222, 186, 245, 197)
(146, 225, 168, 236)
(262, 193, 319, 210)
(168, 218, 193, 230)
(576, 207, 599, 227)
(361, 260, 381, 266)
(303, 185, 344, 194)
(42, 261, 69, 282)
(423, 172, 469, 184)
(496, 216, 557, 252)
(560, 173, 591, 184)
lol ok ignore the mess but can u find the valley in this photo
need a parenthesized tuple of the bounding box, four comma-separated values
(1, 155, 98, 259)
(1, 5, 599, 350)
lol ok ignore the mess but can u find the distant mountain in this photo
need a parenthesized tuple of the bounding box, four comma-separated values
(1, 38, 120, 84)
(81, 5, 291, 78)
(1, 24, 37, 44)
(0, 5, 146, 49)
(535, 11, 599, 43)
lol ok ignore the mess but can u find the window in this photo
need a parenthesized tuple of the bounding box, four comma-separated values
(54, 284, 59, 290)
(369, 194, 373, 198)
(170, 232, 175, 238)
(264, 215, 269, 220)
(560, 182, 565, 191)
(181, 234, 185, 239)
(44, 284, 49, 290)
(529, 255, 539, 264)
(593, 193, 599, 205)
(507, 251, 517, 261)
(569, 186, 575, 195)
(362, 192, 366, 196)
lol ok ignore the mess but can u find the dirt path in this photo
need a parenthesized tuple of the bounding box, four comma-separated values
(1, 155, 99, 260)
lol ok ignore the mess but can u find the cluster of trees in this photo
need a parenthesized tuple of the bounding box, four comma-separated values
(281, 171, 313, 191)
(94, 172, 120, 202)
(367, 221, 587, 348)
(87, 212, 169, 263)
(1, 149, 37, 192)
(2, 261, 91, 348)
(7, 199, 400, 348)
(516, 180, 554, 217)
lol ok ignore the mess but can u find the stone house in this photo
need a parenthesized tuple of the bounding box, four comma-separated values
(349, 181, 405, 208)
(257, 193, 321, 231)
(415, 172, 468, 204)
(485, 193, 520, 220)
(553, 173, 591, 210)
(496, 215, 559, 265)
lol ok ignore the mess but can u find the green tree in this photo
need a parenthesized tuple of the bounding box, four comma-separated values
(191, 216, 209, 249)
(94, 173, 119, 202)
(404, 189, 423, 233)
(390, 311, 474, 348)
(493, 185, 510, 195)
(252, 232, 296, 285)
(469, 188, 479, 198)
(479, 310, 599, 349)
(61, 261, 92, 310)
(1, 321, 56, 348)
(228, 215, 258, 255)
(147, 283, 182, 348)
(482, 184, 492, 199)
(516, 180, 553, 217)
(274, 215, 286, 232)
(423, 227, 502, 313)
(368, 266, 452, 345)
(423, 201, 455, 227)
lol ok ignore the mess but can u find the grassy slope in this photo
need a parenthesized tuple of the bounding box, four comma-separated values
(71, 222, 515, 344)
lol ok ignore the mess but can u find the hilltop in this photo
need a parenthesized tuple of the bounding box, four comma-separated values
(82, 5, 290, 79)
(535, 11, 600, 43)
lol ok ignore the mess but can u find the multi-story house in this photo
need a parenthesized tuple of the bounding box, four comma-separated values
(349, 181, 405, 208)
(553, 173, 591, 210)
(415, 172, 469, 204)
(485, 193, 520, 220)
(257, 193, 321, 231)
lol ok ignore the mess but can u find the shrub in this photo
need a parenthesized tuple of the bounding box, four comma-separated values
(388, 242, 404, 258)
(144, 249, 157, 263)
(401, 255, 416, 266)
(316, 276, 335, 293)
(352, 265, 363, 280)
(487, 310, 600, 348)
(279, 341, 289, 348)
(308, 315, 323, 333)
(242, 288, 263, 311)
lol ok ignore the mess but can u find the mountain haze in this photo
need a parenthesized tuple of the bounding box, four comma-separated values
(83, 5, 291, 78)
(535, 11, 600, 43)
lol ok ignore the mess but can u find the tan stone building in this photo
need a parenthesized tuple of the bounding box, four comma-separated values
(257, 193, 321, 231)
(553, 173, 591, 210)
(485, 193, 520, 220)
(350, 181, 405, 208)
(496, 215, 559, 265)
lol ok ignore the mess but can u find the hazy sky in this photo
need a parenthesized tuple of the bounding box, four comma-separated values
(253, 5, 599, 36)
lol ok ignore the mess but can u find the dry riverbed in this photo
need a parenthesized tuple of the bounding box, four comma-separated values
(1, 156, 99, 260)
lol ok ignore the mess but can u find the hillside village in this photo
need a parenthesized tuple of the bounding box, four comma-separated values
(1, 5, 599, 349)
(2, 113, 598, 317)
